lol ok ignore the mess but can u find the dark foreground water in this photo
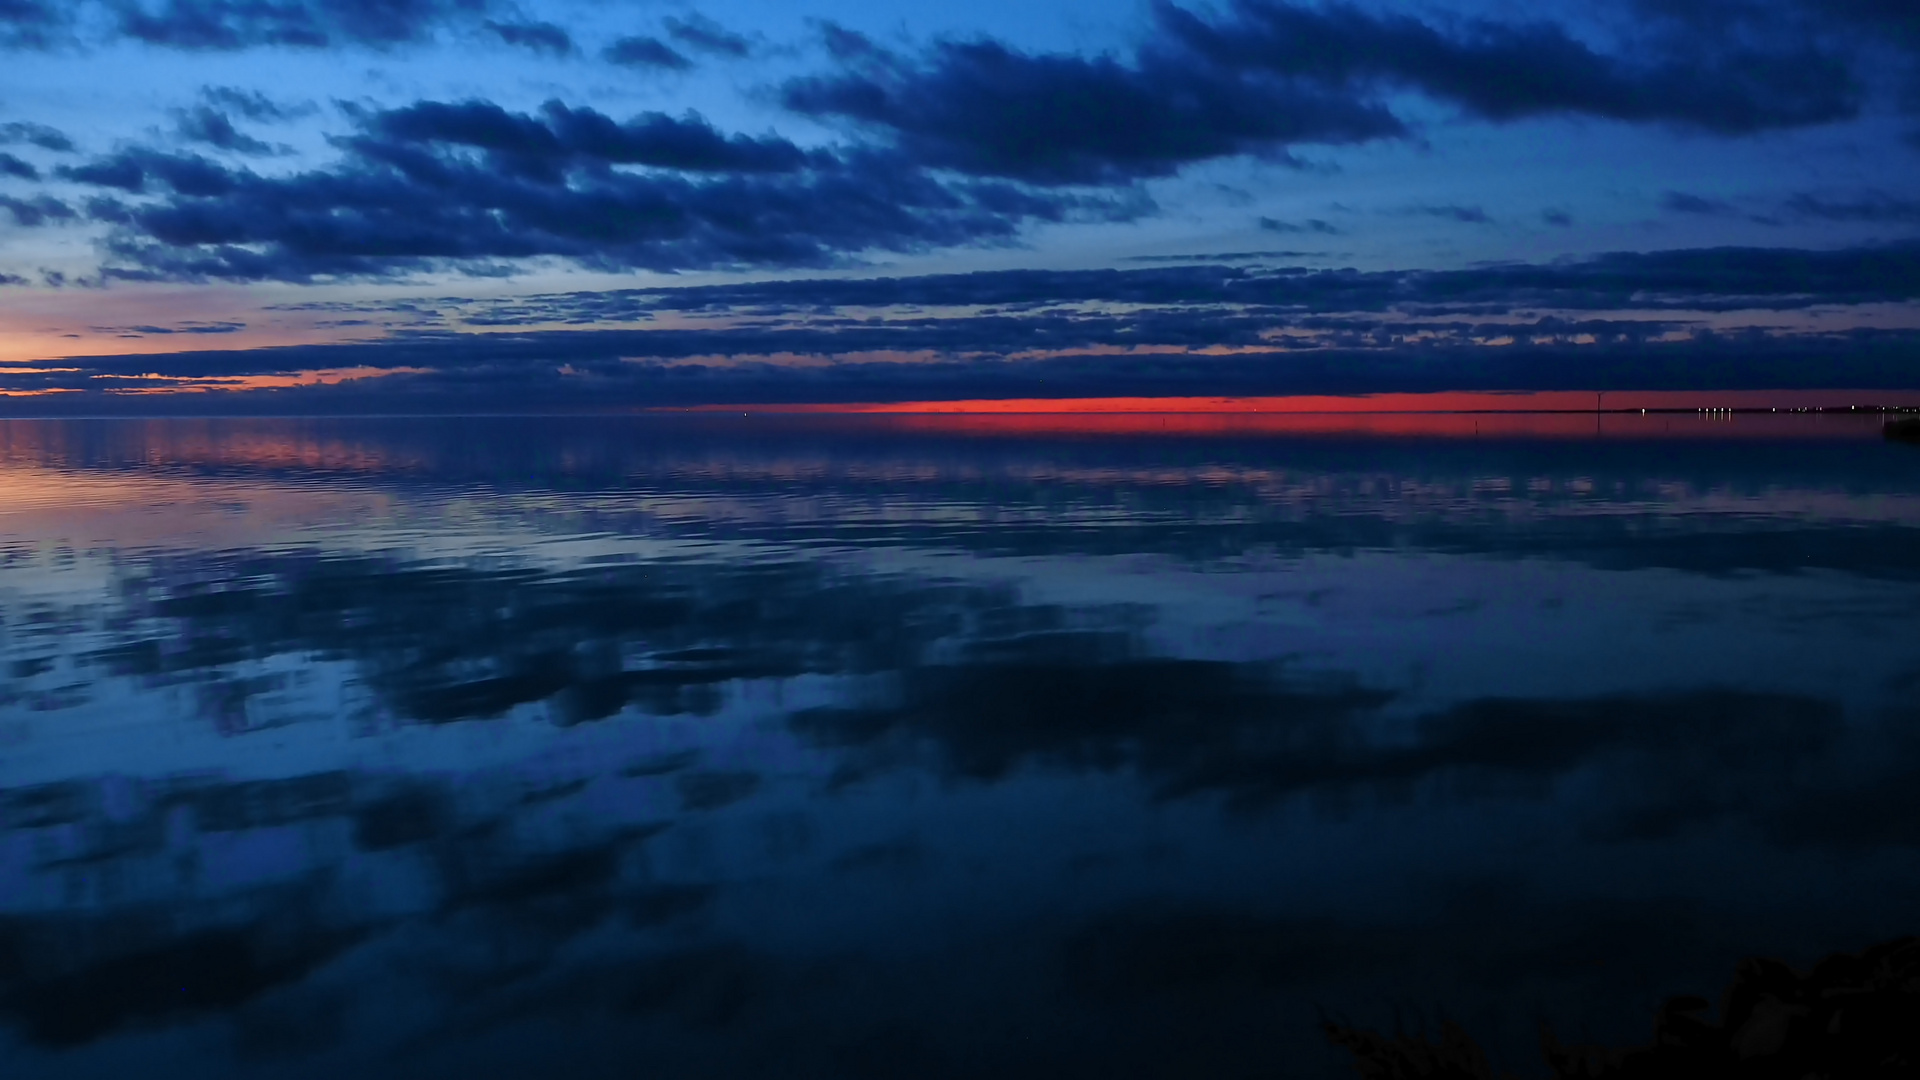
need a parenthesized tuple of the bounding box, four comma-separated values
(1, 412, 1917, 1079)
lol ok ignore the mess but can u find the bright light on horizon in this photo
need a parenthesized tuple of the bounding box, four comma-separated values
(661, 390, 1920, 415)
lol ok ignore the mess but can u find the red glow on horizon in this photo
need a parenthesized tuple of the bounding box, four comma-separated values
(770, 411, 1897, 439)
(666, 390, 1920, 415)
(654, 390, 1920, 439)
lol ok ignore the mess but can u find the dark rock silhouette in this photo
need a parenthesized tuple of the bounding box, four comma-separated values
(1327, 936, 1920, 1078)
(1887, 417, 1920, 444)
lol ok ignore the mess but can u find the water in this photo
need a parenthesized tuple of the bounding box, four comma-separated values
(1, 413, 1917, 1078)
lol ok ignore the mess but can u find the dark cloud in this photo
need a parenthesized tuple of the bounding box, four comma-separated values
(603, 34, 691, 70)
(1781, 191, 1920, 223)
(0, 0, 1904, 168)
(1164, 0, 1859, 132)
(1542, 209, 1573, 227)
(112, 0, 494, 50)
(1407, 203, 1493, 224)
(782, 0, 1862, 187)
(200, 85, 308, 122)
(12, 323, 1919, 410)
(44, 242, 1874, 404)
(172, 104, 277, 154)
(62, 155, 146, 192)
(7, 1, 739, 58)
(57, 97, 1136, 281)
(0, 193, 74, 226)
(440, 241, 1920, 317)
(783, 26, 1403, 185)
(1664, 189, 1920, 228)
(663, 13, 750, 58)
(0, 0, 69, 48)
(357, 99, 814, 174)
(0, 120, 74, 152)
(1258, 216, 1342, 234)
(58, 147, 237, 194)
(1663, 190, 1740, 216)
(8, 2, 1901, 294)
(0, 150, 37, 178)
(484, 18, 570, 56)
(90, 320, 245, 335)
(1667, 0, 1920, 137)
(1123, 249, 1327, 262)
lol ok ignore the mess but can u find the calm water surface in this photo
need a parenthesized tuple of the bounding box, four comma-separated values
(2, 414, 1917, 1078)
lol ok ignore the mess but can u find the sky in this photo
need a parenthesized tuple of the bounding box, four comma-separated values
(0, 0, 1917, 410)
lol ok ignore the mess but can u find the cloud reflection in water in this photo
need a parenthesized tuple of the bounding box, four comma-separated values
(1, 415, 1918, 1077)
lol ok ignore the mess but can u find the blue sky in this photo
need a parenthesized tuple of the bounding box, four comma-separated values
(0, 0, 1917, 406)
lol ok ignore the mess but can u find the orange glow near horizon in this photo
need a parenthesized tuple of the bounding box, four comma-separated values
(88, 366, 432, 393)
(0, 284, 400, 366)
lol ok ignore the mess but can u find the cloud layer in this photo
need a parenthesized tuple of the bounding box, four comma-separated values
(3, 0, 1912, 285)
(114, 0, 496, 50)
(53, 99, 1139, 281)
(780, 0, 1863, 188)
(2, 243, 1914, 408)
(0, 1, 1914, 410)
